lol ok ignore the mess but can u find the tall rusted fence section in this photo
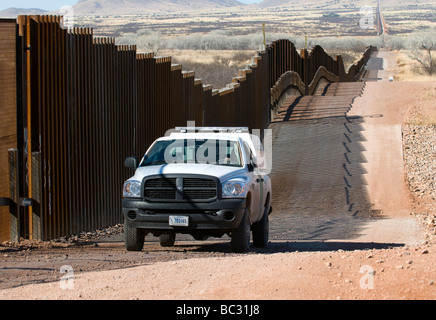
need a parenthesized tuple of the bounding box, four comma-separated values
(0, 19, 18, 241)
(0, 16, 376, 241)
(15, 16, 207, 240)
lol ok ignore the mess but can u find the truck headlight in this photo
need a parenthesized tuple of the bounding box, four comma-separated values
(123, 180, 141, 198)
(222, 179, 247, 198)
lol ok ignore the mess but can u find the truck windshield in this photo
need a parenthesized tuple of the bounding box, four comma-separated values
(140, 139, 242, 167)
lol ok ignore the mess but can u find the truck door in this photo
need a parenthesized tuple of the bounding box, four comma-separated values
(244, 142, 262, 223)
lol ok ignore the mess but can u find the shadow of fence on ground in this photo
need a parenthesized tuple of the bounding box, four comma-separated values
(269, 82, 384, 242)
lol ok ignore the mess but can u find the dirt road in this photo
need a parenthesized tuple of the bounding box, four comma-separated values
(1, 50, 435, 300)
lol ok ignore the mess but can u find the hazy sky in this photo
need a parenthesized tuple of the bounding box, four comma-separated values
(0, 1, 78, 11)
(0, 0, 263, 11)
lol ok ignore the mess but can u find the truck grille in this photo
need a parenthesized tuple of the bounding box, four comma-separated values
(144, 177, 217, 201)
(144, 178, 177, 200)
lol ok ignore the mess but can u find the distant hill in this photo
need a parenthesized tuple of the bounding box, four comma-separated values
(255, 0, 294, 7)
(255, 0, 376, 8)
(255, 0, 436, 8)
(0, 0, 246, 18)
(0, 7, 48, 18)
(71, 0, 245, 15)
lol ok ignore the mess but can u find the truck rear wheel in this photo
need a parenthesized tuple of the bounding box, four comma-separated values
(124, 220, 145, 252)
(159, 233, 176, 247)
(231, 209, 251, 253)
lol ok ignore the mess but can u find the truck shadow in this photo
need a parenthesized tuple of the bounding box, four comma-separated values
(185, 239, 404, 254)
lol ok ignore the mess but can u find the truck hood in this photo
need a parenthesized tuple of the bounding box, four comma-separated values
(130, 164, 247, 183)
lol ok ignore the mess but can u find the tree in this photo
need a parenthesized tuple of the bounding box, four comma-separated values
(137, 29, 166, 56)
(408, 31, 436, 75)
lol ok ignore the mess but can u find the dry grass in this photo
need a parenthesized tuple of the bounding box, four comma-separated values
(160, 49, 255, 89)
(394, 51, 436, 125)
(325, 50, 365, 70)
(395, 51, 436, 82)
(403, 102, 436, 125)
(398, 78, 436, 125)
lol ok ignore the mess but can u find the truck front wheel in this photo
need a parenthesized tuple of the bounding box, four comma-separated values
(124, 220, 146, 251)
(231, 208, 251, 253)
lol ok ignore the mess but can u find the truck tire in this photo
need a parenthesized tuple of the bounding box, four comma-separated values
(231, 208, 251, 253)
(159, 233, 176, 247)
(252, 205, 269, 248)
(124, 220, 145, 252)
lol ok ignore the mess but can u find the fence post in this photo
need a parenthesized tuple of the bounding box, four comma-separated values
(302, 49, 309, 95)
(337, 55, 346, 82)
(31, 152, 42, 240)
(8, 149, 20, 242)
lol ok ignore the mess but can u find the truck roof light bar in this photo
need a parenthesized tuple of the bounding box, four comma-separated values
(175, 127, 250, 133)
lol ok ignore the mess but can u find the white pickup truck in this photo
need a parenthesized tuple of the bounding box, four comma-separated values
(122, 127, 272, 253)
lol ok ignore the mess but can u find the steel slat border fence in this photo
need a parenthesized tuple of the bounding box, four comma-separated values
(0, 16, 376, 241)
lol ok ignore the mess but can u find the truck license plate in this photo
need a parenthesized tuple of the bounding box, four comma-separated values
(169, 216, 189, 227)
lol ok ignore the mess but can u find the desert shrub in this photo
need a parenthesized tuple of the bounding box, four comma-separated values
(382, 35, 408, 50)
(117, 28, 383, 54)
(166, 31, 265, 50)
(117, 29, 167, 54)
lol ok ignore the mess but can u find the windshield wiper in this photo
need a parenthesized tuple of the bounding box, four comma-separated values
(142, 161, 167, 167)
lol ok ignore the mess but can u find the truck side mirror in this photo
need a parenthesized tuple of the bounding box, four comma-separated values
(125, 156, 139, 169)
(252, 156, 259, 168)
(248, 158, 258, 172)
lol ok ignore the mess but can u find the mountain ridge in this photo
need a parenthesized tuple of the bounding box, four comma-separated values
(0, 7, 48, 18)
(0, 0, 245, 17)
(72, 0, 245, 15)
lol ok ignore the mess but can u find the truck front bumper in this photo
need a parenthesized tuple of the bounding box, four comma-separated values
(122, 198, 246, 232)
